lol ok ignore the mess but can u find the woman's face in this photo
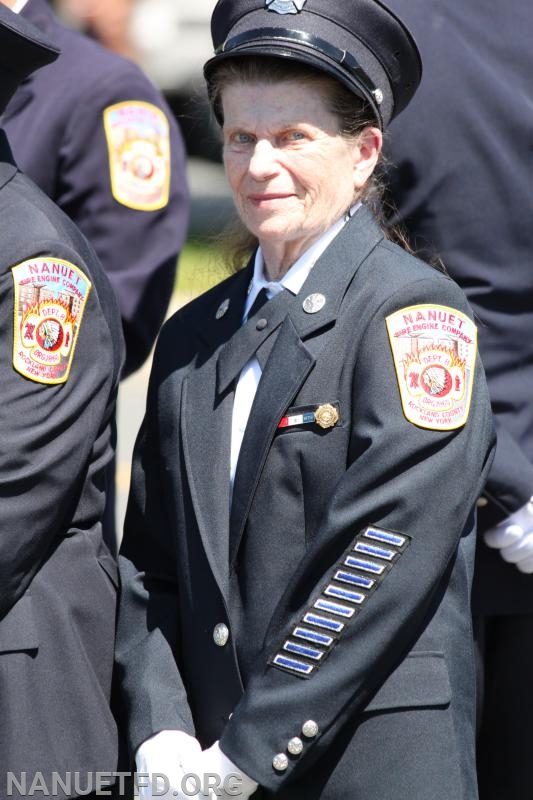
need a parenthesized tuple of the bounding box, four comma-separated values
(222, 78, 381, 269)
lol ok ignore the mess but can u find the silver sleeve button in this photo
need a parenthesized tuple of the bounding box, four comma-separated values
(302, 720, 319, 738)
(287, 737, 303, 755)
(272, 753, 289, 772)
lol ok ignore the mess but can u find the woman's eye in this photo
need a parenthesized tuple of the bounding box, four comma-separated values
(233, 132, 253, 144)
(285, 130, 306, 141)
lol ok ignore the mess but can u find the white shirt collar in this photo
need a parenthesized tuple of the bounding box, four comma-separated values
(11, 0, 30, 13)
(244, 203, 361, 320)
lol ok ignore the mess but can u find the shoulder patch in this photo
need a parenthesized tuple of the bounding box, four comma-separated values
(103, 101, 171, 211)
(12, 258, 91, 385)
(386, 303, 477, 431)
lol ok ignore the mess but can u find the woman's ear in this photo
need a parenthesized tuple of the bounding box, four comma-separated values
(352, 126, 383, 189)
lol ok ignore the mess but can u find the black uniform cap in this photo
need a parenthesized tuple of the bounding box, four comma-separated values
(0, 3, 60, 114)
(204, 0, 421, 129)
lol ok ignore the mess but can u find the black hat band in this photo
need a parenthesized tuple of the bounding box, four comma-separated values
(216, 27, 378, 102)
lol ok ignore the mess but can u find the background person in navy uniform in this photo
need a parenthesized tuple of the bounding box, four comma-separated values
(0, 0, 190, 549)
(0, 5, 124, 796)
(382, 2, 533, 797)
(116, 1, 495, 798)
(0, 0, 188, 380)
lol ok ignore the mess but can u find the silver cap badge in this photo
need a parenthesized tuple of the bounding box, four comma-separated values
(266, 0, 306, 14)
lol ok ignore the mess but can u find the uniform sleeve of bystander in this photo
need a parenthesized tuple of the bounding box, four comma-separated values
(0, 230, 122, 619)
(57, 63, 189, 376)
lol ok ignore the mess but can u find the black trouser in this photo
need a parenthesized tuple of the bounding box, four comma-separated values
(475, 613, 533, 800)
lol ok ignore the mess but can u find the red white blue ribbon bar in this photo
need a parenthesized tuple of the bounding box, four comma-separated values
(278, 411, 315, 429)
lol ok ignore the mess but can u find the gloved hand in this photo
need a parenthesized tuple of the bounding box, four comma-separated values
(135, 729, 203, 799)
(200, 740, 259, 799)
(483, 498, 533, 573)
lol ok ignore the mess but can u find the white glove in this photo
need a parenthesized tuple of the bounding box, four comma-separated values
(483, 499, 533, 573)
(135, 730, 203, 799)
(200, 741, 258, 799)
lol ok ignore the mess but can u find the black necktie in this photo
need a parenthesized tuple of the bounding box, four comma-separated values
(248, 288, 276, 370)
(246, 287, 270, 320)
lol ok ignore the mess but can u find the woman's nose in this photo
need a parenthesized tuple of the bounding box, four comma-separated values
(248, 139, 280, 180)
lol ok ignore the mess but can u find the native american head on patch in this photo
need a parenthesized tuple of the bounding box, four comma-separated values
(12, 258, 91, 385)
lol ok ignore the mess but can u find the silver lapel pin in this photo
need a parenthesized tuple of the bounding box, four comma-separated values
(302, 293, 326, 314)
(215, 298, 230, 319)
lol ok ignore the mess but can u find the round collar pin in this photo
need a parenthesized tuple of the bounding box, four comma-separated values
(302, 293, 326, 314)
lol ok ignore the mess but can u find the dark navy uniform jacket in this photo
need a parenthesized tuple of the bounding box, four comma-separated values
(0, 129, 124, 796)
(384, 0, 533, 614)
(2, 0, 189, 377)
(117, 206, 494, 799)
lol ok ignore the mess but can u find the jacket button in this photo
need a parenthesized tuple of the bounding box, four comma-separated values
(256, 318, 268, 331)
(287, 737, 303, 755)
(272, 753, 288, 772)
(213, 623, 229, 647)
(476, 497, 489, 508)
(302, 720, 319, 738)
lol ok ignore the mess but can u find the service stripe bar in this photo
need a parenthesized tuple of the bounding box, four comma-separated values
(335, 570, 375, 589)
(303, 613, 344, 632)
(354, 542, 396, 561)
(344, 556, 385, 575)
(272, 655, 314, 675)
(284, 641, 324, 660)
(314, 598, 355, 618)
(364, 528, 406, 547)
(293, 626, 334, 646)
(324, 585, 365, 604)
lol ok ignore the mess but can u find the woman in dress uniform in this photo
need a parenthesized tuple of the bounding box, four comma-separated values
(116, 1, 495, 798)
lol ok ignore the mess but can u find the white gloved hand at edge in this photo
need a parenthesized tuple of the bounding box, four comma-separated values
(200, 740, 259, 799)
(483, 499, 533, 573)
(135, 730, 203, 799)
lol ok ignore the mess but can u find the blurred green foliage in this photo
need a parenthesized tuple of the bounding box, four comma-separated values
(175, 238, 231, 307)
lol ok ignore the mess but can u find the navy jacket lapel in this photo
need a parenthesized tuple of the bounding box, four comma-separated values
(229, 316, 315, 566)
(181, 368, 234, 596)
(0, 132, 18, 187)
(180, 267, 251, 596)
(217, 288, 294, 395)
(2, 83, 33, 123)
